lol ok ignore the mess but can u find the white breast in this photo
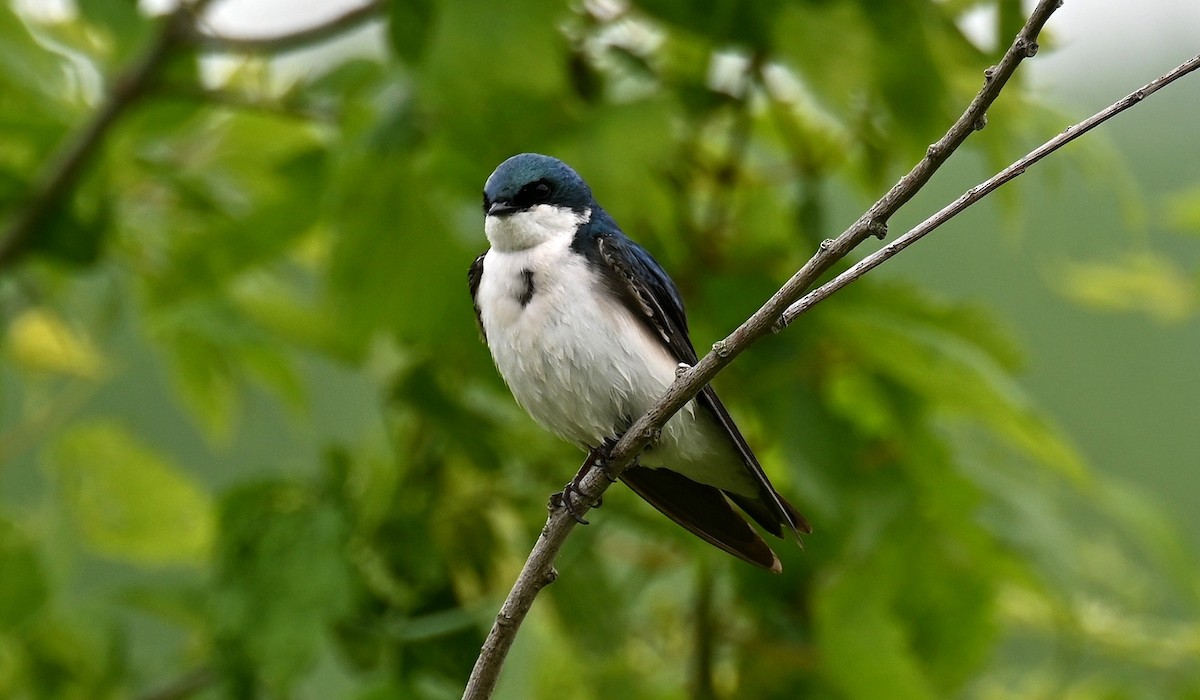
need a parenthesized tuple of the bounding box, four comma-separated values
(476, 208, 754, 494)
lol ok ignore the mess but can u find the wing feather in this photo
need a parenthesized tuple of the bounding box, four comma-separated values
(593, 233, 811, 540)
(467, 251, 487, 343)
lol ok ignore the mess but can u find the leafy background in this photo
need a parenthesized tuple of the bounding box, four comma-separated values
(1, 0, 1198, 698)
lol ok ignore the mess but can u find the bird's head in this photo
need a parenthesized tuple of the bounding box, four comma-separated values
(482, 153, 595, 251)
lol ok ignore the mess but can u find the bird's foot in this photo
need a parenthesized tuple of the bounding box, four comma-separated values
(593, 438, 621, 483)
(675, 362, 691, 378)
(547, 435, 639, 523)
(550, 477, 600, 524)
(549, 450, 610, 524)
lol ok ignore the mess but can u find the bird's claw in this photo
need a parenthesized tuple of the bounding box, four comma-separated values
(675, 362, 691, 378)
(551, 478, 601, 524)
(594, 438, 620, 482)
(549, 436, 639, 523)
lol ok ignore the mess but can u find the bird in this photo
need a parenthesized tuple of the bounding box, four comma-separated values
(469, 153, 811, 571)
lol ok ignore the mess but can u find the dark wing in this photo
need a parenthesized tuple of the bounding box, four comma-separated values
(468, 251, 487, 343)
(591, 232, 812, 560)
(620, 464, 781, 571)
(593, 233, 698, 365)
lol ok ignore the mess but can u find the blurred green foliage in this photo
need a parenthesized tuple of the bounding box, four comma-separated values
(0, 1, 1198, 699)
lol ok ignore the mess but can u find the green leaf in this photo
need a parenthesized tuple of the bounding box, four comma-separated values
(6, 306, 106, 378)
(328, 157, 478, 355)
(1165, 183, 1200, 235)
(0, 613, 123, 698)
(815, 552, 937, 700)
(1056, 253, 1196, 323)
(823, 363, 901, 438)
(0, 519, 48, 630)
(421, 0, 568, 130)
(639, 0, 783, 47)
(77, 0, 148, 64)
(26, 181, 112, 266)
(822, 286, 1088, 482)
(149, 295, 308, 438)
(48, 421, 215, 566)
(388, 0, 436, 63)
(771, 3, 876, 115)
(152, 301, 243, 439)
(211, 481, 355, 691)
(0, 5, 75, 103)
(862, 0, 948, 140)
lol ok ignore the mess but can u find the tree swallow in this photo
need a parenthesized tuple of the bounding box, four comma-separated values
(469, 153, 811, 571)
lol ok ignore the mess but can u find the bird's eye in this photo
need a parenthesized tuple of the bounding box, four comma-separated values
(514, 180, 553, 208)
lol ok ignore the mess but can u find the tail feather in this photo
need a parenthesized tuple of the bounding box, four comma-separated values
(621, 465, 782, 572)
(729, 490, 812, 538)
(694, 386, 811, 541)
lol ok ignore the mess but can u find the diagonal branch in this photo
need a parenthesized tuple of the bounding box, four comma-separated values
(188, 0, 384, 54)
(462, 1, 1065, 697)
(777, 53, 1200, 328)
(0, 2, 209, 270)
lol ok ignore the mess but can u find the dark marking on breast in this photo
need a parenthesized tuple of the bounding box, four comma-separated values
(518, 268, 535, 308)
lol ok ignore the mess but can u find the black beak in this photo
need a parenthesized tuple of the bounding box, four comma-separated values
(487, 200, 518, 217)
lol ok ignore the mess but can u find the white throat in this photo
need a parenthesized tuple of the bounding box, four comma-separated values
(485, 204, 591, 252)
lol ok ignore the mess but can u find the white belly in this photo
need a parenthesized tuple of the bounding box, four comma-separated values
(476, 237, 751, 492)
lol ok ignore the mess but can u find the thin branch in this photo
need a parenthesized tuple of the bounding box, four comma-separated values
(0, 1, 210, 270)
(778, 53, 1200, 328)
(188, 0, 384, 54)
(462, 1, 1064, 697)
